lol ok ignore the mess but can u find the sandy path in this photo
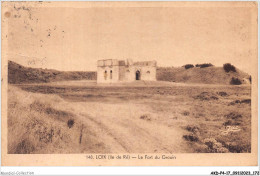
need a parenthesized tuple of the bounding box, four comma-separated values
(73, 102, 190, 153)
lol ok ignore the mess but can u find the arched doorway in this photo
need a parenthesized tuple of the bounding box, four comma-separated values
(136, 70, 140, 80)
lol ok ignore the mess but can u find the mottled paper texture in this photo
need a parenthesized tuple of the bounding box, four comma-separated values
(1, 1, 258, 166)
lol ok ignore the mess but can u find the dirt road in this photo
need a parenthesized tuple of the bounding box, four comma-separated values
(73, 101, 191, 153)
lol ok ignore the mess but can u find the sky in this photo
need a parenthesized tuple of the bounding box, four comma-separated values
(3, 2, 258, 74)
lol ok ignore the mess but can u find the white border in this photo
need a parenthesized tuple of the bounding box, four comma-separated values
(0, 0, 259, 175)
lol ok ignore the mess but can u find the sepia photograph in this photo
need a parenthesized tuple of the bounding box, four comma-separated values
(1, 1, 258, 167)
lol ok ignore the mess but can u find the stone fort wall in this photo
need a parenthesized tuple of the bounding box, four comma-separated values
(97, 59, 156, 83)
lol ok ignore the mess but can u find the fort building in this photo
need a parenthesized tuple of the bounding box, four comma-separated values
(97, 59, 157, 83)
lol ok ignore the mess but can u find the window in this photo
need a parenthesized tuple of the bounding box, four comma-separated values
(110, 70, 112, 79)
(136, 70, 140, 80)
(104, 71, 107, 80)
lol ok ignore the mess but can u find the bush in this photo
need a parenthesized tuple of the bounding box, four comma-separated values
(140, 114, 151, 121)
(217, 133, 251, 153)
(225, 112, 242, 120)
(182, 111, 190, 116)
(186, 125, 200, 133)
(67, 119, 75, 128)
(200, 63, 213, 68)
(217, 91, 228, 97)
(230, 77, 242, 85)
(203, 138, 229, 153)
(183, 134, 199, 142)
(195, 63, 213, 68)
(183, 64, 194, 69)
(241, 99, 251, 104)
(194, 92, 219, 101)
(223, 63, 236, 72)
(15, 139, 35, 154)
